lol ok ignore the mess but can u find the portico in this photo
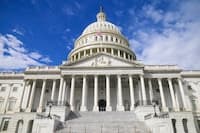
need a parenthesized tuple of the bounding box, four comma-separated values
(21, 65, 188, 113)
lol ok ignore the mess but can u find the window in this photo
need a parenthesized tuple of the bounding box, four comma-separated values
(16, 120, 23, 133)
(197, 120, 200, 131)
(94, 36, 97, 41)
(100, 35, 103, 41)
(0, 118, 10, 131)
(105, 36, 108, 41)
(182, 119, 188, 133)
(13, 87, 18, 92)
(172, 119, 176, 133)
(111, 36, 113, 42)
(0, 99, 4, 110)
(7, 99, 16, 111)
(0, 87, 6, 92)
(116, 38, 118, 43)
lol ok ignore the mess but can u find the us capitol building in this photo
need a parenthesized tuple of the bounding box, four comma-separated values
(0, 9, 200, 133)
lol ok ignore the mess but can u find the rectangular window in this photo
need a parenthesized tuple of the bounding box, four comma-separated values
(0, 118, 10, 131)
(0, 100, 4, 110)
(0, 87, 6, 92)
(197, 120, 200, 131)
(8, 100, 16, 111)
(12, 87, 18, 92)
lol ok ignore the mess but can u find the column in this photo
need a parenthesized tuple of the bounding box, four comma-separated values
(117, 75, 124, 111)
(51, 79, 56, 101)
(70, 75, 75, 111)
(37, 79, 46, 112)
(90, 49, 92, 55)
(129, 75, 135, 110)
(26, 80, 36, 112)
(168, 78, 178, 111)
(106, 75, 112, 111)
(177, 78, 187, 110)
(118, 50, 120, 57)
(78, 52, 81, 59)
(80, 75, 87, 111)
(158, 78, 168, 111)
(148, 79, 154, 104)
(17, 80, 27, 112)
(61, 79, 66, 105)
(140, 75, 147, 105)
(93, 75, 99, 111)
(111, 48, 114, 55)
(123, 52, 126, 59)
(58, 77, 64, 105)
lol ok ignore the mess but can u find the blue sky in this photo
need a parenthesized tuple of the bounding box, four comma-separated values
(0, 0, 200, 70)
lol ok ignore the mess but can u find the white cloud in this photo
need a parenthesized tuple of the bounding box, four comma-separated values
(12, 28, 24, 36)
(129, 0, 200, 69)
(143, 5, 163, 23)
(0, 34, 51, 70)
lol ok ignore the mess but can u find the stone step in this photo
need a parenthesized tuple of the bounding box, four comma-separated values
(56, 111, 150, 133)
(57, 121, 149, 133)
(67, 111, 138, 122)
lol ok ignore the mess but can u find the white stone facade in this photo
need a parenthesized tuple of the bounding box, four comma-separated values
(0, 9, 200, 133)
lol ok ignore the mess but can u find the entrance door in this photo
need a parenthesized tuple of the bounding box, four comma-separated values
(98, 99, 106, 111)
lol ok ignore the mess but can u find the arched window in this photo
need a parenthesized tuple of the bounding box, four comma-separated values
(15, 120, 23, 133)
(95, 36, 98, 41)
(105, 36, 108, 41)
(111, 36, 113, 42)
(27, 120, 33, 133)
(182, 119, 188, 133)
(100, 35, 103, 41)
(116, 38, 118, 43)
(172, 119, 177, 133)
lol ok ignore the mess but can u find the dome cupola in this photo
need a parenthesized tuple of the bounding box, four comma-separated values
(68, 7, 136, 62)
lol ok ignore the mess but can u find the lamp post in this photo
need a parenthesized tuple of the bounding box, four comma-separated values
(47, 100, 53, 119)
(152, 101, 158, 117)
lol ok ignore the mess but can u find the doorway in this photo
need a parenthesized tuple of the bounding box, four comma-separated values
(98, 99, 106, 111)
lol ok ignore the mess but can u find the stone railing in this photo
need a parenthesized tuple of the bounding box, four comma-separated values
(26, 66, 60, 71)
(144, 112, 169, 120)
(145, 65, 180, 71)
(36, 113, 60, 120)
(0, 71, 24, 75)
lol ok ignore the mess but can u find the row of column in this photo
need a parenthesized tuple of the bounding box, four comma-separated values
(25, 79, 57, 112)
(21, 75, 187, 112)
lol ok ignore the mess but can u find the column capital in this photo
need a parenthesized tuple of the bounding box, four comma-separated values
(106, 74, 110, 77)
(71, 75, 75, 78)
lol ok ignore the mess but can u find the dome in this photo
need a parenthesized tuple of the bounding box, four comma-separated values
(82, 21, 122, 35)
(68, 8, 136, 62)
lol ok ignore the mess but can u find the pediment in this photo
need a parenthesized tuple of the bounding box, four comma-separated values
(63, 53, 143, 68)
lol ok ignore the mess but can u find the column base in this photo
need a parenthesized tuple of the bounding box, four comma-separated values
(117, 105, 124, 111)
(37, 107, 43, 113)
(26, 108, 32, 112)
(80, 106, 88, 112)
(16, 107, 21, 112)
(93, 106, 99, 112)
(70, 106, 75, 111)
(162, 107, 169, 112)
(130, 106, 135, 111)
(106, 106, 112, 111)
(173, 107, 180, 112)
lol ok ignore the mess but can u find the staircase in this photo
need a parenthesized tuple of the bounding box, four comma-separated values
(56, 111, 150, 133)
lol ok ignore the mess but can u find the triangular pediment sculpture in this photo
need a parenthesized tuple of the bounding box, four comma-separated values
(63, 53, 143, 68)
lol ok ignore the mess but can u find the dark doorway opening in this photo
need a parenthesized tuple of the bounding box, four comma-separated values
(98, 99, 106, 111)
